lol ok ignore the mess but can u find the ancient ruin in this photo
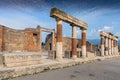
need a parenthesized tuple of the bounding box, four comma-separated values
(100, 31, 119, 56)
(50, 8, 88, 60)
(0, 7, 119, 79)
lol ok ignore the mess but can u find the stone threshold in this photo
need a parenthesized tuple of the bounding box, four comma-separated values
(0, 55, 120, 80)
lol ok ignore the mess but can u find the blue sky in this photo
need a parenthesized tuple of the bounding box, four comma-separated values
(0, 0, 120, 41)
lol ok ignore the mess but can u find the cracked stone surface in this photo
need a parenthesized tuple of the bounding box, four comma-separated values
(10, 57, 120, 80)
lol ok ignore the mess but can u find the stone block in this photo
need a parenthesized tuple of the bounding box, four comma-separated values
(48, 51, 56, 60)
(3, 53, 43, 67)
(64, 51, 72, 59)
(77, 51, 82, 58)
(87, 52, 95, 59)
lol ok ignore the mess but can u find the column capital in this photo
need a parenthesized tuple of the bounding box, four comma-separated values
(56, 18, 62, 24)
(101, 35, 104, 38)
(81, 27, 87, 30)
(81, 29, 86, 33)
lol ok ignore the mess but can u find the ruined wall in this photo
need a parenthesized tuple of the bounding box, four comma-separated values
(44, 33, 56, 51)
(23, 27, 40, 52)
(3, 27, 25, 51)
(0, 25, 40, 52)
(45, 34, 93, 51)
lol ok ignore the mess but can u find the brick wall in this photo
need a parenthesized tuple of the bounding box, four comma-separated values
(3, 27, 25, 51)
(45, 35, 93, 51)
(23, 27, 40, 51)
(0, 25, 40, 52)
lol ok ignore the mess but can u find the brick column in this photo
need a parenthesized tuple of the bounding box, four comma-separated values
(101, 35, 104, 56)
(56, 19, 63, 61)
(0, 26, 4, 52)
(108, 38, 111, 55)
(81, 29, 86, 58)
(105, 37, 108, 56)
(71, 24, 77, 59)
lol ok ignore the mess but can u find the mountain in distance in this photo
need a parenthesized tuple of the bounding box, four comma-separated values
(87, 39, 100, 45)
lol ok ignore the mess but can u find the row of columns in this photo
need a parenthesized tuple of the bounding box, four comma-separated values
(56, 19, 87, 61)
(100, 32, 119, 56)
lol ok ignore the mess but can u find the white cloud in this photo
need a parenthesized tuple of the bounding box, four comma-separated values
(115, 32, 120, 37)
(98, 26, 113, 32)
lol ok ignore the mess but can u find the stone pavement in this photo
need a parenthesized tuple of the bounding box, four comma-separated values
(10, 56, 120, 80)
(0, 55, 119, 80)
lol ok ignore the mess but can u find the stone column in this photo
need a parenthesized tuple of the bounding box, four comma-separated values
(113, 40, 116, 55)
(81, 29, 87, 58)
(56, 19, 63, 61)
(116, 40, 119, 55)
(111, 39, 114, 55)
(115, 40, 117, 55)
(108, 38, 111, 55)
(71, 24, 77, 59)
(105, 37, 108, 56)
(101, 35, 104, 56)
(39, 28, 42, 52)
(51, 31, 55, 51)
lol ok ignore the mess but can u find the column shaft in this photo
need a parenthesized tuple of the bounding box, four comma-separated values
(72, 25, 77, 59)
(101, 36, 104, 56)
(105, 37, 108, 56)
(111, 40, 113, 55)
(56, 19, 63, 61)
(108, 38, 111, 55)
(116, 41, 119, 55)
(51, 32, 55, 51)
(113, 40, 116, 55)
(82, 29, 86, 57)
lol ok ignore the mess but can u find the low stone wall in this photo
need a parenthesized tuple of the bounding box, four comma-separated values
(3, 53, 43, 67)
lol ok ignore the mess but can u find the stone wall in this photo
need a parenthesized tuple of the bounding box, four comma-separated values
(3, 27, 25, 52)
(23, 27, 40, 52)
(0, 25, 40, 52)
(3, 53, 43, 67)
(45, 34, 93, 51)
(44, 33, 56, 51)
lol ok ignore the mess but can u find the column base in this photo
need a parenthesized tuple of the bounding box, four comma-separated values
(101, 55, 104, 57)
(81, 55, 86, 59)
(56, 58, 63, 62)
(72, 55, 77, 60)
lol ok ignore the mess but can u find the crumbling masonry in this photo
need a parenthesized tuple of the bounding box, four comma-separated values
(50, 8, 88, 60)
(100, 31, 119, 56)
(0, 8, 119, 68)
